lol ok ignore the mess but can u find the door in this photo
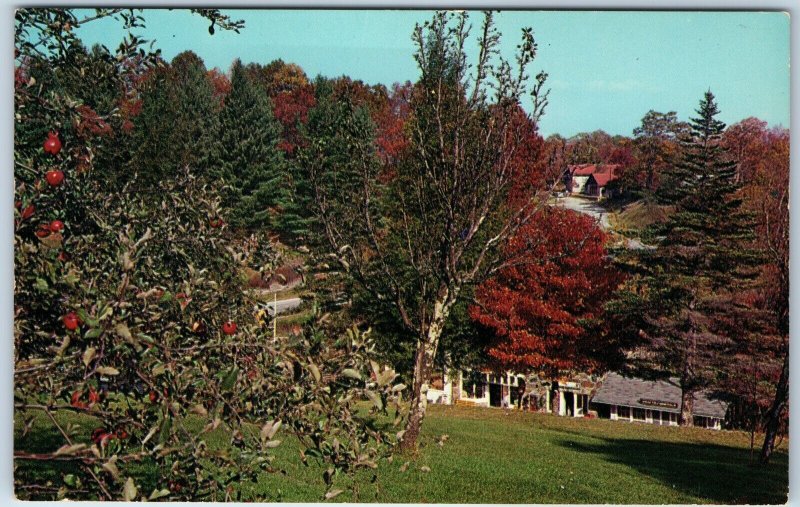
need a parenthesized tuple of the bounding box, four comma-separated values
(489, 383, 502, 407)
(564, 391, 575, 416)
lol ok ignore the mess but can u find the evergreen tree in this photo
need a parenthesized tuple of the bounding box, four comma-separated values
(216, 59, 285, 230)
(169, 51, 220, 173)
(287, 77, 379, 244)
(610, 91, 761, 426)
(128, 51, 219, 185)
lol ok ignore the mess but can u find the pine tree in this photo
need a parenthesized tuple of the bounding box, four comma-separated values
(611, 91, 761, 426)
(126, 51, 220, 186)
(169, 51, 220, 174)
(288, 77, 380, 245)
(215, 59, 285, 230)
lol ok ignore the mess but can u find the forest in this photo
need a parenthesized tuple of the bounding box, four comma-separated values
(13, 9, 788, 502)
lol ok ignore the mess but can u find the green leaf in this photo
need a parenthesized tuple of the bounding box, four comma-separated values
(115, 323, 132, 341)
(148, 489, 171, 500)
(324, 489, 344, 500)
(84, 328, 103, 339)
(365, 390, 383, 411)
(82, 347, 96, 368)
(158, 416, 172, 445)
(341, 368, 361, 380)
(96, 366, 120, 376)
(308, 363, 321, 383)
(122, 477, 137, 501)
(220, 367, 239, 392)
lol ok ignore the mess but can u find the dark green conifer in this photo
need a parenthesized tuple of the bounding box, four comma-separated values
(215, 59, 285, 230)
(609, 91, 761, 426)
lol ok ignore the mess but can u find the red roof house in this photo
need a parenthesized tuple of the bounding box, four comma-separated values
(566, 164, 621, 197)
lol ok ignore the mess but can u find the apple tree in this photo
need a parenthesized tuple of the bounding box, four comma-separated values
(14, 8, 404, 501)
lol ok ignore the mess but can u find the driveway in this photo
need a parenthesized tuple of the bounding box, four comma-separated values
(554, 196, 654, 250)
(555, 196, 611, 229)
(253, 296, 303, 316)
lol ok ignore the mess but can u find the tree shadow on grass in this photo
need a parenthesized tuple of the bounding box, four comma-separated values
(14, 411, 160, 501)
(553, 435, 788, 504)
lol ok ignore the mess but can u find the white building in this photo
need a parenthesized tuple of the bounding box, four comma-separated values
(427, 370, 727, 429)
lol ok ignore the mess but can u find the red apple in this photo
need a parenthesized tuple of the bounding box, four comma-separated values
(45, 170, 65, 187)
(91, 427, 110, 445)
(88, 388, 100, 404)
(43, 132, 62, 155)
(222, 320, 237, 335)
(49, 220, 64, 233)
(209, 218, 224, 228)
(149, 390, 158, 403)
(63, 312, 79, 331)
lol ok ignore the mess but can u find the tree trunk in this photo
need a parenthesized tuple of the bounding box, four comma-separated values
(399, 339, 435, 451)
(760, 350, 788, 464)
(398, 294, 452, 451)
(679, 387, 694, 427)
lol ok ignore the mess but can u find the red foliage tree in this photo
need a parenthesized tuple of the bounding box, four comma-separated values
(272, 84, 316, 155)
(470, 207, 623, 375)
(373, 82, 412, 170)
(734, 125, 789, 462)
(206, 67, 231, 108)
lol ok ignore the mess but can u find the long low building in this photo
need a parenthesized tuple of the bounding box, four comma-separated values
(590, 372, 727, 429)
(427, 370, 727, 429)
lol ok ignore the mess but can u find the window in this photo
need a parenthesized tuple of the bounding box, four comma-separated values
(633, 408, 646, 421)
(617, 406, 630, 419)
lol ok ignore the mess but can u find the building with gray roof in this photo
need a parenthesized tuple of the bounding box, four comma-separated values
(590, 372, 727, 429)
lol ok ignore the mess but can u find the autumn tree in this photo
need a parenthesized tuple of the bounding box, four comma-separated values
(304, 11, 552, 450)
(272, 84, 316, 155)
(206, 67, 232, 108)
(628, 110, 690, 198)
(609, 91, 761, 426)
(470, 207, 624, 375)
(743, 126, 790, 463)
(246, 59, 310, 98)
(722, 117, 770, 184)
(713, 121, 789, 461)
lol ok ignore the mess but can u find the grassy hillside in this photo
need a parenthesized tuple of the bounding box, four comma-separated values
(610, 200, 673, 234)
(15, 404, 787, 503)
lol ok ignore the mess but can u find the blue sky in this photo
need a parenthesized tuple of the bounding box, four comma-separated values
(75, 9, 790, 137)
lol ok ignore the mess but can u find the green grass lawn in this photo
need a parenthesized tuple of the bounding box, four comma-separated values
(15, 404, 787, 503)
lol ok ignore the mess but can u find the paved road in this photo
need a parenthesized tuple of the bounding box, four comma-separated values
(258, 297, 303, 316)
(554, 196, 653, 250)
(556, 196, 611, 229)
